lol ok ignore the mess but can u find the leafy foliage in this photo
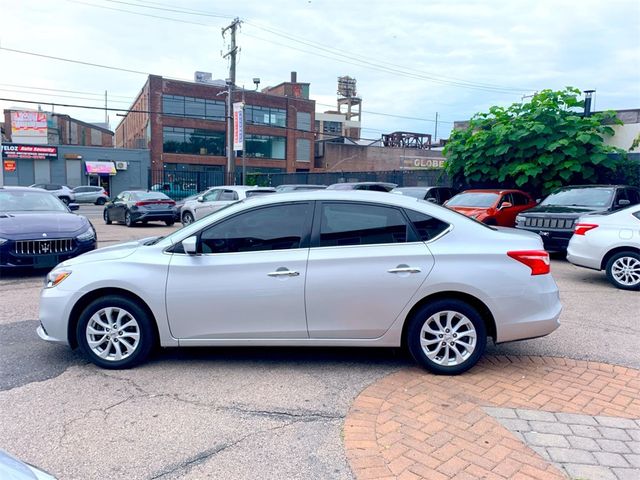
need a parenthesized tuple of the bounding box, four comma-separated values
(443, 87, 626, 195)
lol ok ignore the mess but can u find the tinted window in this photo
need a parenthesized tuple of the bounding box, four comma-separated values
(131, 192, 170, 200)
(219, 190, 239, 201)
(440, 189, 455, 202)
(405, 210, 450, 241)
(511, 192, 530, 206)
(319, 203, 409, 247)
(393, 188, 427, 200)
(498, 193, 513, 207)
(203, 189, 222, 202)
(627, 189, 640, 205)
(200, 203, 311, 254)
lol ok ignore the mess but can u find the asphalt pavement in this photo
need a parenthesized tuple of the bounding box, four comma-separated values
(0, 215, 638, 479)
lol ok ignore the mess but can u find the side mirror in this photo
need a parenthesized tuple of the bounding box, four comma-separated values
(536, 198, 542, 204)
(499, 202, 513, 210)
(426, 197, 437, 203)
(618, 199, 631, 206)
(182, 236, 198, 255)
(197, 196, 205, 203)
(68, 203, 80, 211)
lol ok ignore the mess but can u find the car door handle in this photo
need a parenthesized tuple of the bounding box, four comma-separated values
(387, 266, 422, 274)
(267, 270, 300, 277)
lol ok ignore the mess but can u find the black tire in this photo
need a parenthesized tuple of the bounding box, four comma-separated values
(76, 295, 156, 369)
(60, 196, 70, 205)
(182, 211, 194, 225)
(103, 209, 112, 225)
(96, 198, 106, 205)
(165, 219, 175, 226)
(605, 251, 640, 291)
(406, 299, 487, 375)
(125, 211, 134, 227)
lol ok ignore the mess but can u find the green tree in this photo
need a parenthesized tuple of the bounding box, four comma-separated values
(443, 87, 626, 195)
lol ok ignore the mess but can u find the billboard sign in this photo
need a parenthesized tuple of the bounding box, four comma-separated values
(233, 102, 244, 151)
(402, 157, 446, 169)
(11, 111, 48, 138)
(1, 144, 58, 160)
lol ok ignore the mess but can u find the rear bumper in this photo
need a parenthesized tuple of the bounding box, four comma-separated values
(567, 237, 602, 270)
(516, 226, 573, 251)
(131, 211, 175, 222)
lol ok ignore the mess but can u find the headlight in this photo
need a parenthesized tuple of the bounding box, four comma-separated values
(516, 215, 525, 223)
(45, 270, 71, 288)
(0, 237, 7, 246)
(77, 228, 95, 241)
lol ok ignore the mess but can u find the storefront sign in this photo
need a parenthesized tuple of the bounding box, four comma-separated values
(1, 144, 58, 160)
(402, 157, 446, 169)
(3, 160, 16, 172)
(11, 111, 48, 138)
(233, 102, 244, 151)
(85, 161, 116, 175)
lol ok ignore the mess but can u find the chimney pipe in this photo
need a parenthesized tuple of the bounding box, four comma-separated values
(291, 71, 297, 83)
(583, 89, 595, 117)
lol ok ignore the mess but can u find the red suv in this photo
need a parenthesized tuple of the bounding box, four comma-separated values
(445, 189, 536, 227)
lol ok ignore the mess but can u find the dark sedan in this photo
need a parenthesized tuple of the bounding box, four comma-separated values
(104, 190, 176, 227)
(0, 186, 97, 269)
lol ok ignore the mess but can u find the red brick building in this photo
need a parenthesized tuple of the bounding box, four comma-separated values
(114, 73, 315, 178)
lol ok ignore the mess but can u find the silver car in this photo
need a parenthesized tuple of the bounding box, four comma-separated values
(38, 191, 561, 374)
(180, 185, 276, 224)
(567, 205, 640, 290)
(72, 186, 109, 205)
(29, 184, 75, 205)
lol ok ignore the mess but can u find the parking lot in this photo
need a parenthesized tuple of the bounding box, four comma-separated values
(0, 204, 639, 479)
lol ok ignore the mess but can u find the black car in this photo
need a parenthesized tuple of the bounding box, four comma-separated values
(326, 182, 397, 192)
(391, 186, 457, 205)
(0, 186, 96, 269)
(104, 190, 176, 227)
(515, 185, 640, 251)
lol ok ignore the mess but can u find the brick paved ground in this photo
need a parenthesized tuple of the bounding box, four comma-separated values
(343, 356, 640, 479)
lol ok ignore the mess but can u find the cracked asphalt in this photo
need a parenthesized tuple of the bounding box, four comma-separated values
(0, 205, 638, 479)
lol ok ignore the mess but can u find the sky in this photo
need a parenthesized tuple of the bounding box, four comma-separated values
(0, 0, 639, 141)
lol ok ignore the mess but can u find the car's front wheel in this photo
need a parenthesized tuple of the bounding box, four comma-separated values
(182, 211, 194, 225)
(76, 295, 156, 369)
(60, 196, 71, 205)
(96, 198, 106, 205)
(606, 251, 640, 291)
(165, 219, 175, 226)
(407, 299, 487, 375)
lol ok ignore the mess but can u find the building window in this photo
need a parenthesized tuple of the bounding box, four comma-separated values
(314, 120, 321, 132)
(323, 121, 342, 135)
(245, 134, 286, 159)
(162, 95, 225, 121)
(91, 129, 102, 146)
(245, 105, 286, 127)
(296, 138, 310, 162)
(162, 127, 225, 155)
(296, 111, 311, 131)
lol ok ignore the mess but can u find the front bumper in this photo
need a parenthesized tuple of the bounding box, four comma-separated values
(0, 240, 96, 269)
(38, 285, 79, 345)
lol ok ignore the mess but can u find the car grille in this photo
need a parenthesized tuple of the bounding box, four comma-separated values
(14, 238, 74, 255)
(524, 217, 574, 229)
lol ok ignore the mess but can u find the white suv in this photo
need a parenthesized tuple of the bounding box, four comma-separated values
(29, 184, 76, 205)
(180, 186, 276, 224)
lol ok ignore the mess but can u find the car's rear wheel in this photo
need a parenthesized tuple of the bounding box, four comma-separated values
(96, 198, 106, 205)
(165, 219, 175, 226)
(182, 211, 194, 225)
(125, 211, 134, 227)
(103, 210, 112, 225)
(407, 299, 487, 375)
(60, 196, 70, 205)
(606, 251, 640, 291)
(76, 295, 156, 369)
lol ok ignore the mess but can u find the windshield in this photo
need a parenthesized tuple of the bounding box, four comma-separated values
(446, 193, 499, 208)
(541, 188, 614, 207)
(245, 190, 276, 197)
(0, 190, 68, 212)
(394, 188, 427, 199)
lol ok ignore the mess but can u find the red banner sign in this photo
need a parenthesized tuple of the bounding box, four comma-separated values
(1, 144, 58, 160)
(3, 160, 17, 172)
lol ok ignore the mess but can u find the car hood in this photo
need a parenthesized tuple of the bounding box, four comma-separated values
(59, 239, 142, 266)
(521, 205, 604, 215)
(449, 206, 489, 216)
(0, 212, 89, 238)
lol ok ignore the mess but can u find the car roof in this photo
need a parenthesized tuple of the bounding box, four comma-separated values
(460, 189, 528, 194)
(555, 184, 635, 190)
(328, 181, 397, 187)
(393, 186, 438, 190)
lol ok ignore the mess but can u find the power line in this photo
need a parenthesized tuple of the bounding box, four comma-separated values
(0, 88, 133, 105)
(0, 83, 133, 99)
(315, 102, 453, 124)
(67, 0, 210, 26)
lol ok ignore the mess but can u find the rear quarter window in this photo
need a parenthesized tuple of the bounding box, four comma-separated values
(405, 209, 450, 241)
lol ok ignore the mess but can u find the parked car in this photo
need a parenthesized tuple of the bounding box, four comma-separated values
(72, 186, 109, 205)
(172, 190, 207, 222)
(392, 186, 457, 205)
(103, 191, 176, 227)
(275, 184, 327, 192)
(0, 186, 96, 269)
(0, 448, 56, 479)
(180, 185, 276, 225)
(516, 185, 640, 252)
(39, 190, 560, 374)
(567, 205, 640, 290)
(445, 189, 536, 226)
(29, 184, 75, 205)
(326, 182, 397, 192)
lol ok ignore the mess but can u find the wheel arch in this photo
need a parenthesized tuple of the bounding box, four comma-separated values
(68, 287, 160, 349)
(601, 246, 640, 270)
(400, 291, 496, 349)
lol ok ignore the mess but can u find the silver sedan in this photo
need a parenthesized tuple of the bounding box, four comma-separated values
(38, 191, 561, 374)
(567, 205, 640, 290)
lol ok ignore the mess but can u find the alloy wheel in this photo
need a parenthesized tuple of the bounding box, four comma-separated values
(419, 310, 477, 367)
(85, 307, 140, 361)
(611, 256, 640, 287)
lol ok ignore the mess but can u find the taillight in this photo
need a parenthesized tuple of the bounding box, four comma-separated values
(135, 200, 175, 206)
(507, 250, 550, 275)
(574, 223, 599, 235)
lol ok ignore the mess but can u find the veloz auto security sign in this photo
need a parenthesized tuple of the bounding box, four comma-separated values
(1, 144, 58, 160)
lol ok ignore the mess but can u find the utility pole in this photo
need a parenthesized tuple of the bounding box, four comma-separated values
(434, 112, 439, 144)
(104, 90, 108, 124)
(222, 17, 241, 184)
